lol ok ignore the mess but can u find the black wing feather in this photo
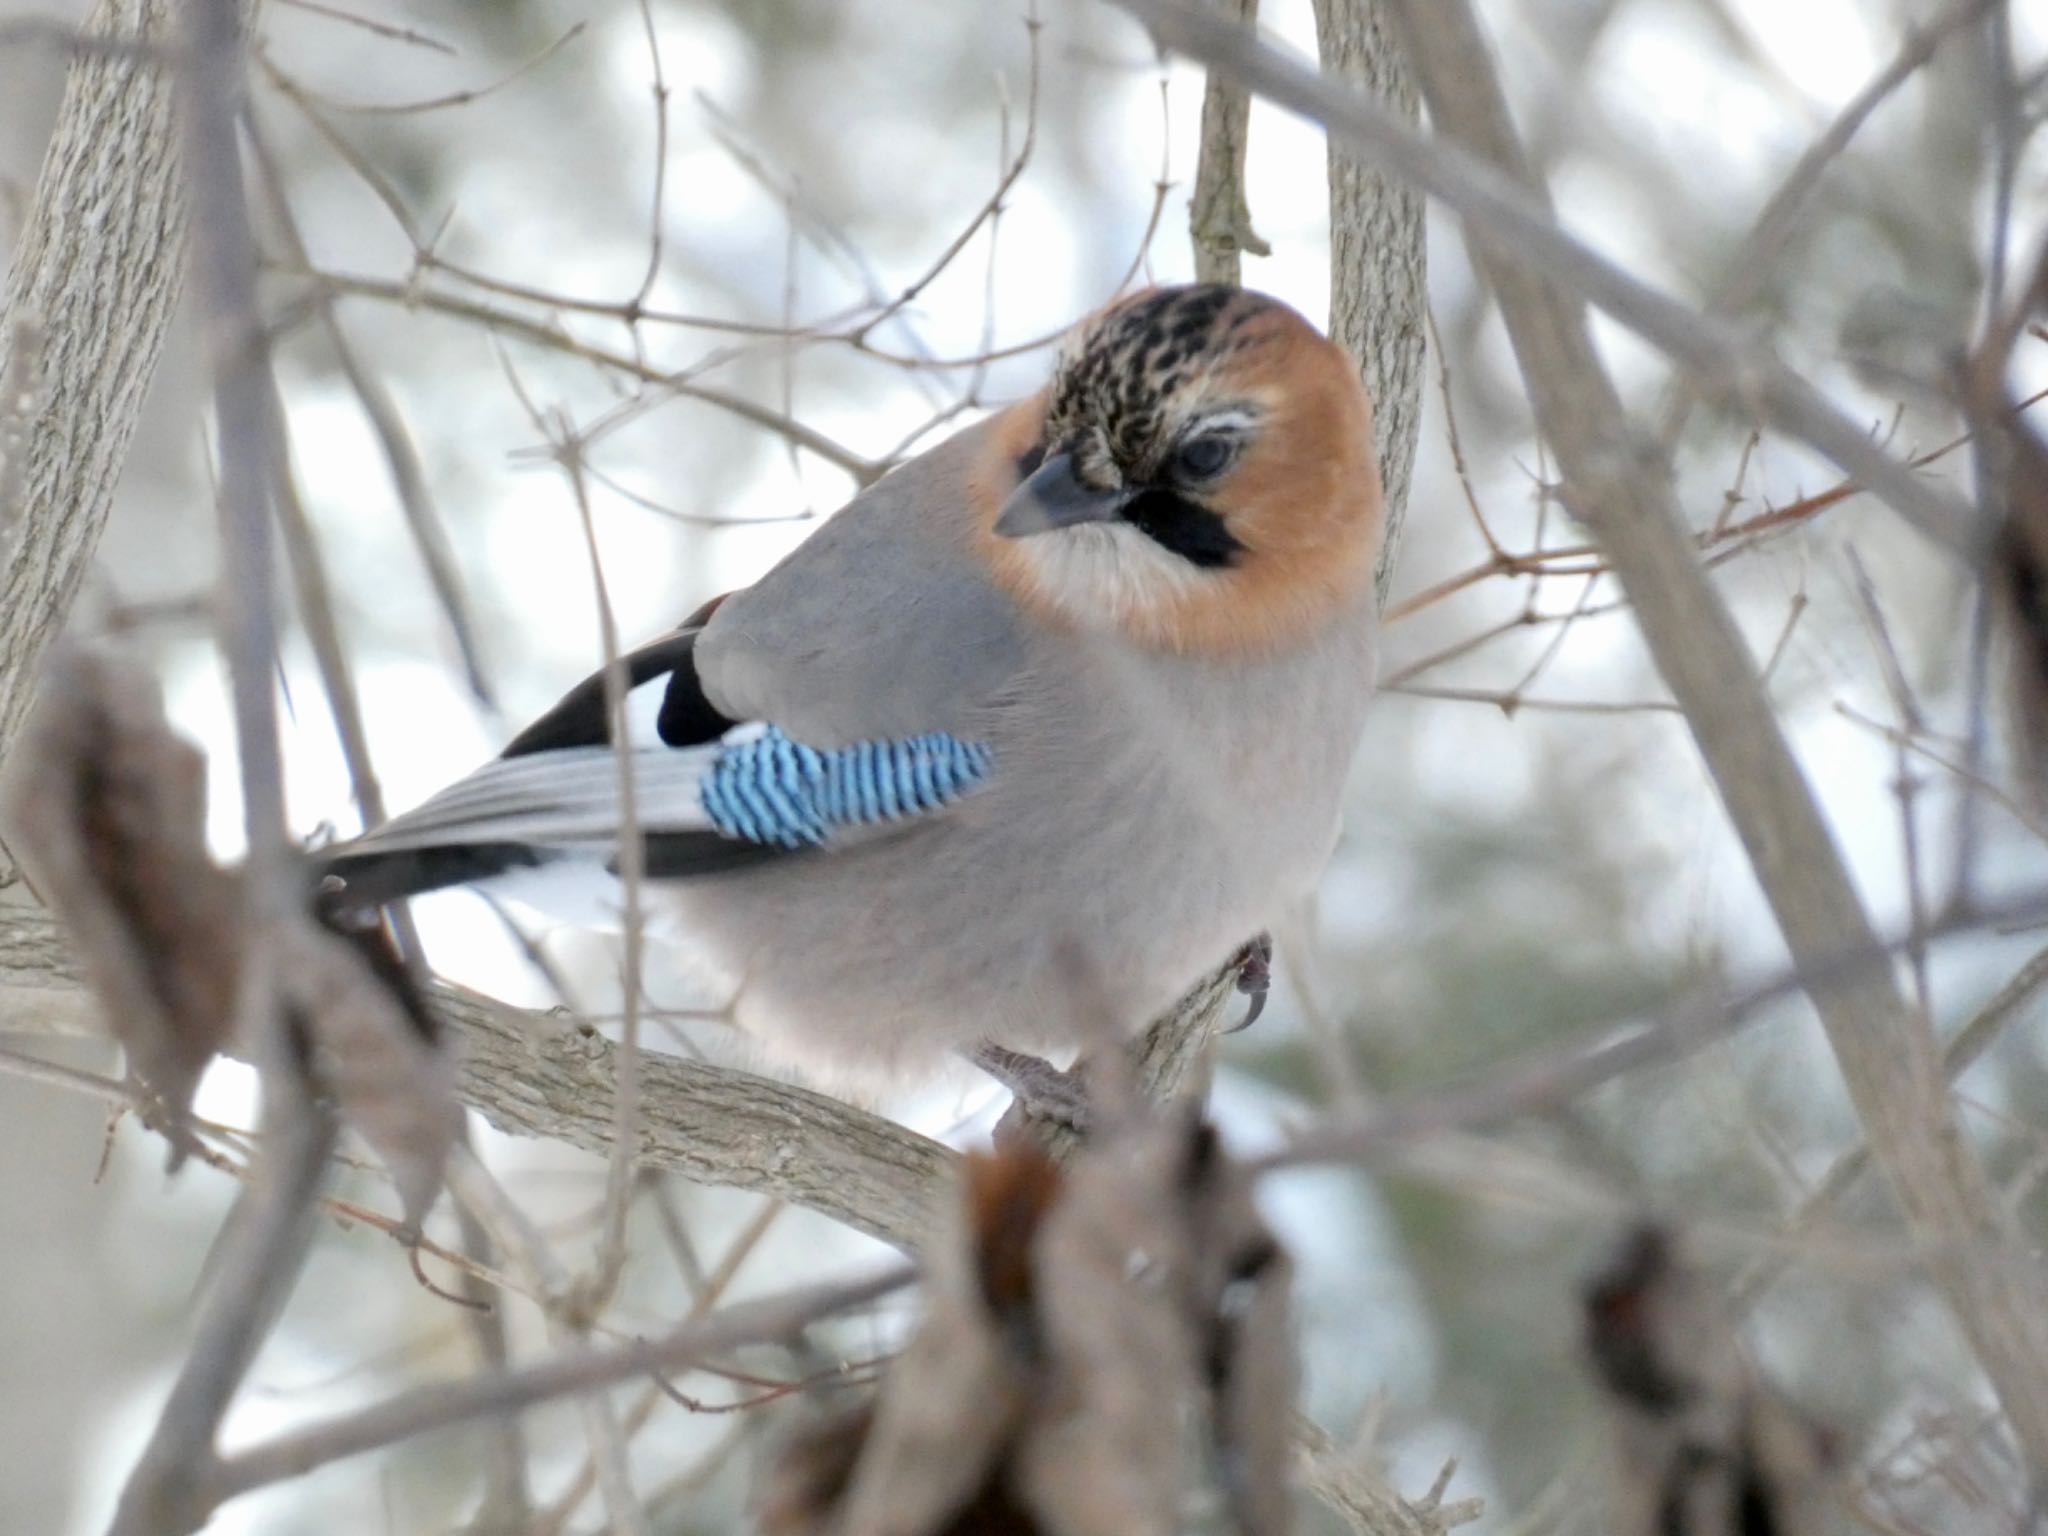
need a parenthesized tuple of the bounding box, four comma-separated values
(501, 626, 737, 758)
(330, 619, 751, 906)
(325, 841, 551, 906)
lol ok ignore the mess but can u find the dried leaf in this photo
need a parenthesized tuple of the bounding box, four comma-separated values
(280, 902, 459, 1227)
(0, 646, 241, 1153)
(763, 1398, 1046, 1536)
(1023, 1117, 1298, 1536)
(1019, 1122, 1214, 1536)
(1584, 1224, 1837, 1536)
(1990, 409, 2048, 795)
(827, 1150, 1051, 1536)
(1195, 1193, 1298, 1534)
(763, 1122, 1301, 1536)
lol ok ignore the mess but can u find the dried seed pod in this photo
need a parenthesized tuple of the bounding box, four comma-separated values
(281, 898, 458, 1227)
(762, 1119, 1299, 1536)
(1584, 1224, 1837, 1536)
(2, 646, 241, 1158)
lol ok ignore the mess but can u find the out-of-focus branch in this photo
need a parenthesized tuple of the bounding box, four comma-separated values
(108, 0, 329, 1523)
(1297, 1418, 1481, 1536)
(1735, 941, 2048, 1308)
(107, 1084, 337, 1536)
(1312, 0, 1424, 601)
(445, 1152, 649, 1536)
(1652, 0, 1996, 443)
(244, 118, 497, 709)
(0, 0, 184, 765)
(1188, 0, 1266, 287)
(1106, 0, 1982, 558)
(198, 1262, 918, 1524)
(1376, 0, 2048, 1480)
(0, 900, 954, 1250)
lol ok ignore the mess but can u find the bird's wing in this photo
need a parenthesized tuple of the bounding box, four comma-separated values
(327, 718, 996, 899)
(326, 417, 1030, 907)
(691, 414, 1027, 744)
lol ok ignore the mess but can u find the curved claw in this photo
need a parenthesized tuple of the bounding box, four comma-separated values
(1224, 932, 1273, 1034)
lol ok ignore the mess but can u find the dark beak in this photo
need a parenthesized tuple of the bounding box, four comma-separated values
(994, 452, 1128, 538)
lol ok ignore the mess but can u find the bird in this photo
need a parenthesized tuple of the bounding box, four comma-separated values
(326, 283, 1384, 1098)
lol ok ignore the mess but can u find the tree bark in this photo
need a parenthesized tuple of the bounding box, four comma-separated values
(0, 898, 955, 1251)
(0, 0, 185, 769)
(1314, 0, 1426, 600)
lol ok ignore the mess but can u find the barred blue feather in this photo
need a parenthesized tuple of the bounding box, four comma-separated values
(700, 727, 995, 849)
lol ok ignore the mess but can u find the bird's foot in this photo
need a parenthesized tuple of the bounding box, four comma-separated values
(969, 1042, 1091, 1134)
(1224, 931, 1273, 1034)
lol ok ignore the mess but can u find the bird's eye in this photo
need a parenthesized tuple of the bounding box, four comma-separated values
(1173, 434, 1237, 482)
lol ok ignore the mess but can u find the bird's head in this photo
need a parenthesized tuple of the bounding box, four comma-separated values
(983, 284, 1383, 656)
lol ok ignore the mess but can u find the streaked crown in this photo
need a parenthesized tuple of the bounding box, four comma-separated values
(986, 285, 1383, 656)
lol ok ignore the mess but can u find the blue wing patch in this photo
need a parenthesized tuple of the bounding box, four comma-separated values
(700, 727, 994, 849)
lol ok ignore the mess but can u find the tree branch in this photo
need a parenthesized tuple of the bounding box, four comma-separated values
(1312, 0, 1425, 600)
(0, 899, 954, 1251)
(1371, 0, 2048, 1478)
(0, 0, 185, 766)
(1188, 0, 1266, 287)
(204, 1263, 916, 1518)
(1107, 0, 1982, 559)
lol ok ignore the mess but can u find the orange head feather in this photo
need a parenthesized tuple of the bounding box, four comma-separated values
(979, 285, 1382, 657)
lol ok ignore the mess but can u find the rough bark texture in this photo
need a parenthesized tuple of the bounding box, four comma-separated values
(0, 898, 954, 1251)
(0, 0, 185, 764)
(1314, 0, 1426, 599)
(1389, 0, 2048, 1479)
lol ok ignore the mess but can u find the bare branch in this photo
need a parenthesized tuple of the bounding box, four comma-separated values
(1188, 0, 1266, 287)
(0, 0, 185, 762)
(1311, 0, 1425, 601)
(201, 1262, 916, 1521)
(1107, 0, 1983, 558)
(1376, 0, 2048, 1477)
(106, 1081, 338, 1536)
(107, 0, 329, 1518)
(1736, 942, 2048, 1309)
(1654, 0, 1998, 443)
(246, 118, 497, 709)
(0, 899, 955, 1249)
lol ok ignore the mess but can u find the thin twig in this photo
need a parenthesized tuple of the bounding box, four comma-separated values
(108, 1093, 338, 1536)
(1735, 942, 2048, 1308)
(270, 0, 456, 53)
(293, 22, 583, 115)
(531, 1194, 787, 1536)
(1845, 548, 1936, 1015)
(627, 0, 670, 313)
(1108, 0, 1985, 556)
(1188, 0, 1266, 287)
(447, 1152, 651, 1536)
(491, 358, 648, 1310)
(246, 113, 497, 707)
(107, 8, 321, 1526)
(201, 1263, 916, 1509)
(1654, 0, 1997, 442)
(1378, 0, 2048, 1476)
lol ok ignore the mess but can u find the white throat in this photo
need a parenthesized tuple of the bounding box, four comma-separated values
(1014, 522, 1212, 634)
